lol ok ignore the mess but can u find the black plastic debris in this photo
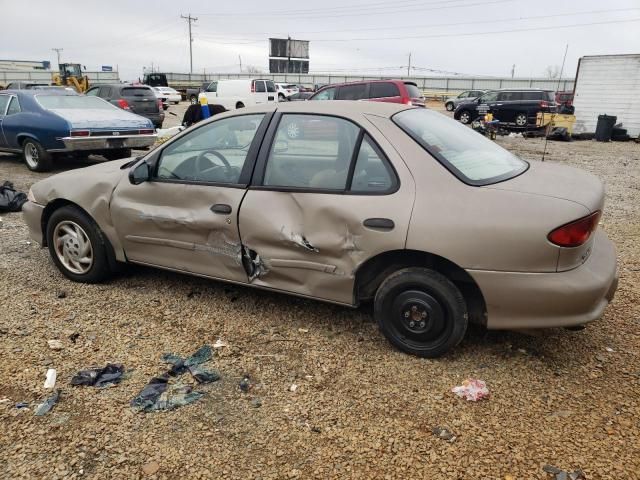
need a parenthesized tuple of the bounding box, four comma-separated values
(161, 345, 218, 382)
(0, 181, 28, 213)
(15, 402, 29, 409)
(188, 365, 221, 384)
(239, 374, 252, 393)
(543, 465, 586, 480)
(34, 390, 60, 416)
(71, 364, 124, 388)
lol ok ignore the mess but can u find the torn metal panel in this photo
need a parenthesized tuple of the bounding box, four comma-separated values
(286, 228, 319, 252)
(242, 246, 269, 281)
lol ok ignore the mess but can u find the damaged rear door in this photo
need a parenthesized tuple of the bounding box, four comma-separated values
(110, 113, 271, 282)
(238, 112, 415, 305)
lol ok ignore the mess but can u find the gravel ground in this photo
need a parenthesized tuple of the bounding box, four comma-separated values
(1, 101, 639, 479)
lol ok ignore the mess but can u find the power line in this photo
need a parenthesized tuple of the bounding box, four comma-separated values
(181, 13, 198, 73)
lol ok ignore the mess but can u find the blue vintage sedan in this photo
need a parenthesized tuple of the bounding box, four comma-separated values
(0, 90, 157, 171)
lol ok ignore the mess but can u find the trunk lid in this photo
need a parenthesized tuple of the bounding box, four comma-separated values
(51, 108, 153, 130)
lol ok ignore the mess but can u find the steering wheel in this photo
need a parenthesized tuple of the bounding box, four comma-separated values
(194, 149, 233, 180)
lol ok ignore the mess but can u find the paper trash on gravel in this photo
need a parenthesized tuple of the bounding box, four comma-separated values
(71, 364, 125, 387)
(34, 390, 60, 416)
(43, 369, 57, 389)
(451, 378, 490, 401)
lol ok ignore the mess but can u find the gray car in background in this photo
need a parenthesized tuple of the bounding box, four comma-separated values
(85, 84, 165, 128)
(444, 90, 486, 111)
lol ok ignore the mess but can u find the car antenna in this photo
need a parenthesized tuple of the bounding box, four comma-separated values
(542, 44, 569, 162)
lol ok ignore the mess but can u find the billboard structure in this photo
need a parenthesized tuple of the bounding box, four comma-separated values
(269, 38, 309, 74)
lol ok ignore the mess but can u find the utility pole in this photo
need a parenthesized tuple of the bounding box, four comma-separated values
(407, 52, 412, 76)
(511, 64, 516, 78)
(181, 13, 198, 74)
(239, 55, 242, 73)
(52, 48, 63, 67)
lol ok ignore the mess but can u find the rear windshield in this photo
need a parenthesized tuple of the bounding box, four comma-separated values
(122, 87, 155, 98)
(393, 108, 528, 185)
(404, 83, 423, 99)
(36, 95, 114, 110)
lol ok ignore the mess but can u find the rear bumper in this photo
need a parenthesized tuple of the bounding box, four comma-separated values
(468, 230, 618, 329)
(22, 201, 45, 246)
(58, 134, 156, 151)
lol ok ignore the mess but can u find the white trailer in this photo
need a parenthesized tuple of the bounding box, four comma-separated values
(572, 54, 640, 138)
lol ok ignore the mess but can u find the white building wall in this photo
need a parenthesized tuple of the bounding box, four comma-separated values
(573, 54, 640, 137)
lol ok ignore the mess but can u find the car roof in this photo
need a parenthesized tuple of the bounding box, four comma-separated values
(0, 89, 78, 97)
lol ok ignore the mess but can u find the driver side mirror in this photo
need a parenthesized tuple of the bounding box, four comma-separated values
(129, 160, 151, 185)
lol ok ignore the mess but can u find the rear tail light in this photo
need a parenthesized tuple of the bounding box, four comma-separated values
(540, 100, 549, 108)
(70, 130, 90, 137)
(548, 211, 601, 247)
(251, 81, 255, 93)
(157, 99, 163, 110)
(403, 98, 413, 106)
(117, 99, 130, 110)
(139, 129, 154, 135)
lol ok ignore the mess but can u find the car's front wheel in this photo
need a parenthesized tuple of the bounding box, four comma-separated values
(278, 93, 285, 102)
(374, 267, 468, 358)
(458, 110, 472, 124)
(22, 139, 53, 172)
(445, 102, 454, 111)
(46, 206, 112, 283)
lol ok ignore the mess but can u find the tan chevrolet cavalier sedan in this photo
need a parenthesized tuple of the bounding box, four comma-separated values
(22, 101, 618, 357)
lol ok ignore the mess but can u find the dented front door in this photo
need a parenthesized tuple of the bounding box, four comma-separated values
(237, 113, 415, 305)
(109, 113, 270, 283)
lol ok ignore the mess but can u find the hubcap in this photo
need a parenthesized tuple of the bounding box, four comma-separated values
(25, 143, 39, 168)
(391, 290, 447, 345)
(516, 115, 527, 126)
(52, 221, 93, 275)
(460, 112, 470, 124)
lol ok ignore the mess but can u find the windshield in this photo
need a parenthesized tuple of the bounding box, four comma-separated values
(393, 108, 528, 185)
(36, 95, 115, 110)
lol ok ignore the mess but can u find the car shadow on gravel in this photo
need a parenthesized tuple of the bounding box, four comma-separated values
(0, 152, 114, 174)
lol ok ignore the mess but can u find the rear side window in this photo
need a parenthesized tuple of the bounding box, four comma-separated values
(521, 91, 544, 101)
(0, 95, 10, 114)
(98, 86, 112, 97)
(393, 108, 528, 186)
(122, 87, 155, 98)
(266, 81, 276, 93)
(370, 82, 400, 98)
(337, 84, 367, 100)
(498, 91, 523, 101)
(254, 81, 266, 93)
(404, 83, 423, 99)
(351, 135, 395, 192)
(6, 97, 21, 115)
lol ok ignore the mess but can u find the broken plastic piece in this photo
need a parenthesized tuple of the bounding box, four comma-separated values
(131, 375, 204, 412)
(34, 390, 60, 416)
(213, 339, 228, 349)
(0, 181, 27, 212)
(71, 364, 124, 387)
(44, 368, 57, 389)
(188, 365, 221, 384)
(184, 345, 212, 367)
(451, 378, 489, 401)
(432, 426, 456, 442)
(239, 375, 252, 393)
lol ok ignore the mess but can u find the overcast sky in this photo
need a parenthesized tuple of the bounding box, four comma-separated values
(2, 0, 639, 81)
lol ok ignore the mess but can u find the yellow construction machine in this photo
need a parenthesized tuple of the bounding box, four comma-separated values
(52, 63, 89, 93)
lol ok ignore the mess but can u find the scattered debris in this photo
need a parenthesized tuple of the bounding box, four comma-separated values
(142, 461, 160, 476)
(47, 339, 64, 351)
(68, 332, 80, 343)
(56, 291, 66, 299)
(15, 402, 29, 409)
(543, 465, 586, 480)
(213, 339, 228, 349)
(298, 328, 309, 333)
(432, 426, 457, 443)
(605, 347, 614, 352)
(34, 390, 60, 416)
(239, 375, 252, 393)
(289, 383, 298, 393)
(44, 368, 57, 389)
(71, 364, 125, 388)
(0, 181, 28, 212)
(451, 378, 489, 401)
(161, 345, 219, 382)
(251, 397, 262, 408)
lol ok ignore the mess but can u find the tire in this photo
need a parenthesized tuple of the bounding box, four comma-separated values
(22, 139, 53, 172)
(236, 102, 245, 109)
(458, 110, 472, 124)
(103, 148, 132, 161)
(445, 102, 454, 111)
(46, 206, 112, 283)
(278, 93, 285, 102)
(515, 113, 528, 127)
(189, 95, 197, 105)
(374, 267, 468, 358)
(162, 104, 168, 111)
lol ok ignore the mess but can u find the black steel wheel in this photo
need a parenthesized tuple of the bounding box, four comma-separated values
(374, 267, 467, 357)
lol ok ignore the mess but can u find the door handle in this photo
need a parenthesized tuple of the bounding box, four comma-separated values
(363, 218, 395, 231)
(210, 204, 232, 214)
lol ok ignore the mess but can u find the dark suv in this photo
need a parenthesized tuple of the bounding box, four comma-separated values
(85, 84, 164, 128)
(310, 80, 425, 107)
(454, 89, 556, 128)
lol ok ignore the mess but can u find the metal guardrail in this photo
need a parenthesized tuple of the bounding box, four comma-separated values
(0, 70, 121, 87)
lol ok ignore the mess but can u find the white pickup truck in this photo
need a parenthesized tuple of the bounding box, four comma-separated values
(198, 78, 279, 110)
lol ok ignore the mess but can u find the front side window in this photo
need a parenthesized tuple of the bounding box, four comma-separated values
(370, 82, 400, 99)
(393, 108, 528, 185)
(266, 81, 276, 93)
(311, 87, 336, 100)
(263, 114, 359, 190)
(350, 135, 395, 192)
(337, 84, 367, 100)
(478, 91, 498, 103)
(254, 81, 266, 93)
(206, 82, 217, 93)
(6, 97, 21, 115)
(156, 114, 264, 184)
(85, 88, 99, 96)
(458, 91, 469, 98)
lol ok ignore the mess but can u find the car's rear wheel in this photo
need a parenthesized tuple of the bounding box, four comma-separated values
(374, 267, 468, 358)
(458, 110, 472, 124)
(445, 102, 454, 111)
(515, 113, 528, 127)
(46, 206, 112, 283)
(22, 139, 53, 172)
(189, 95, 198, 105)
(236, 102, 245, 109)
